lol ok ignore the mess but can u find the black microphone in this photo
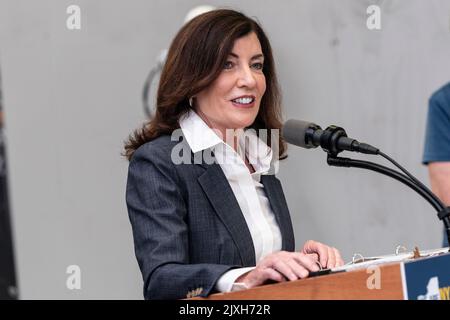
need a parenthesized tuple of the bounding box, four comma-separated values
(282, 119, 379, 156)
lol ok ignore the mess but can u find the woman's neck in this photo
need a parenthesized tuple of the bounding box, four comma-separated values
(195, 109, 254, 173)
(195, 108, 241, 152)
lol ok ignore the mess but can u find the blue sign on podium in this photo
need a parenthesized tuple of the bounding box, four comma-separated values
(402, 252, 450, 300)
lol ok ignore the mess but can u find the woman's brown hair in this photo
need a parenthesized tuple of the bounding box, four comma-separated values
(124, 9, 287, 161)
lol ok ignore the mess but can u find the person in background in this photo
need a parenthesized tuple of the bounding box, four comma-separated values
(423, 82, 450, 247)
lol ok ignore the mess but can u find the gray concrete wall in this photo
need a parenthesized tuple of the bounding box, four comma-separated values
(0, 0, 449, 299)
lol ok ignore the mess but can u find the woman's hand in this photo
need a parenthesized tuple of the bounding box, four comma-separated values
(301, 240, 344, 269)
(235, 251, 321, 289)
(235, 241, 344, 289)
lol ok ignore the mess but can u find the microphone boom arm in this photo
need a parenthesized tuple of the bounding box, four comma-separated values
(327, 154, 450, 245)
(327, 155, 442, 211)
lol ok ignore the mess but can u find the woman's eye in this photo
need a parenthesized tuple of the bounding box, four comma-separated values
(252, 63, 263, 70)
(223, 61, 234, 69)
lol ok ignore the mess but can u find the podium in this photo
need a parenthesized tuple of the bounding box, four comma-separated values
(197, 251, 450, 300)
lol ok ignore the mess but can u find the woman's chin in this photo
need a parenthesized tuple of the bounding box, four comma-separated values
(232, 119, 257, 130)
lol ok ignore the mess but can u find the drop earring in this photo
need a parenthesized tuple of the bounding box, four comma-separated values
(189, 97, 194, 107)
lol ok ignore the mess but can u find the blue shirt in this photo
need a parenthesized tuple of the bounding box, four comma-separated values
(423, 82, 450, 164)
(423, 82, 450, 247)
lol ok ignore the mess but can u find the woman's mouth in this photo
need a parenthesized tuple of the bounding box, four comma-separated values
(230, 96, 256, 108)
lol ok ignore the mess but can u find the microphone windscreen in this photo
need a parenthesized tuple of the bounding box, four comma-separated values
(282, 119, 315, 148)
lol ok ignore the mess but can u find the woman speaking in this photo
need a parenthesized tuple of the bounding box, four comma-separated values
(124, 9, 344, 300)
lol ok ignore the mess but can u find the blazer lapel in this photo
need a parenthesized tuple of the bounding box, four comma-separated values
(197, 162, 256, 266)
(260, 174, 296, 251)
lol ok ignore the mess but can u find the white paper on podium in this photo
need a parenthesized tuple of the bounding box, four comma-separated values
(331, 247, 450, 273)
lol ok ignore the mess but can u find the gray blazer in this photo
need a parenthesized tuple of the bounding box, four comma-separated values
(126, 134, 295, 300)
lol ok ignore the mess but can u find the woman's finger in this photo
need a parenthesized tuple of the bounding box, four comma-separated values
(303, 240, 328, 268)
(286, 258, 309, 279)
(262, 267, 286, 283)
(306, 252, 319, 261)
(326, 246, 336, 269)
(272, 260, 298, 281)
(293, 253, 320, 273)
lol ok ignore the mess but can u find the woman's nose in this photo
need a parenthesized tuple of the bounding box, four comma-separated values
(236, 66, 257, 88)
